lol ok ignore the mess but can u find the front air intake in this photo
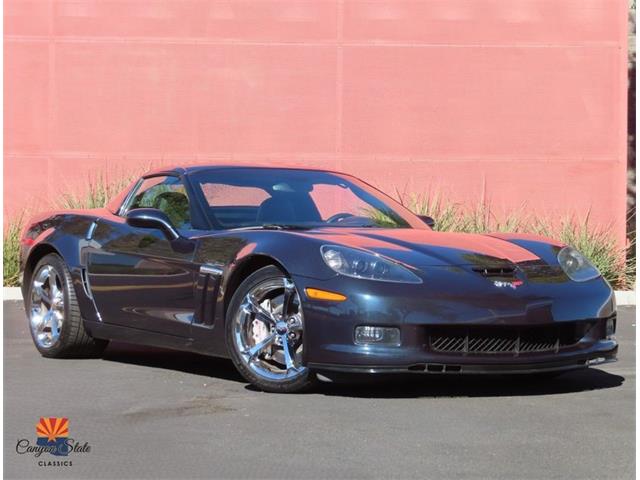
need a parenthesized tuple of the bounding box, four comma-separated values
(428, 320, 598, 356)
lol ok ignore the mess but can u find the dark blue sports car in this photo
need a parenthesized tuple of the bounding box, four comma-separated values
(20, 165, 617, 392)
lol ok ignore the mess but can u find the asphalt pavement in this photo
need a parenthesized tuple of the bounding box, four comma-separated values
(3, 301, 635, 479)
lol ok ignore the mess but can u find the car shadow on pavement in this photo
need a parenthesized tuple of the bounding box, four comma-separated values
(101, 342, 245, 383)
(315, 368, 625, 398)
(101, 342, 624, 398)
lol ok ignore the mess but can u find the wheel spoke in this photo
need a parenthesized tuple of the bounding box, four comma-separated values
(35, 311, 55, 345)
(30, 310, 46, 332)
(245, 294, 276, 325)
(281, 278, 296, 318)
(43, 310, 54, 329)
(48, 268, 60, 301)
(280, 334, 296, 371)
(47, 310, 62, 331)
(243, 332, 277, 360)
(48, 312, 62, 342)
(33, 282, 51, 307)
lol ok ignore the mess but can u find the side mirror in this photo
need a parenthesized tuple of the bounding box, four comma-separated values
(418, 215, 435, 228)
(126, 208, 180, 241)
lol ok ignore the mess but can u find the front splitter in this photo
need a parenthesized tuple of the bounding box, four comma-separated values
(308, 350, 617, 376)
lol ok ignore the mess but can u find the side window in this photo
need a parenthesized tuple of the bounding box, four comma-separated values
(126, 176, 192, 229)
(199, 183, 270, 228)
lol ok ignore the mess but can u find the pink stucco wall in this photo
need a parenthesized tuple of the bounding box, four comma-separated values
(4, 0, 628, 244)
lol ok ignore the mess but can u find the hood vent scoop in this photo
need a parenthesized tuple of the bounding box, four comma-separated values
(472, 266, 516, 278)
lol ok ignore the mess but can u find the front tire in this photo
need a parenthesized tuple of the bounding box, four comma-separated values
(226, 266, 315, 393)
(27, 253, 108, 358)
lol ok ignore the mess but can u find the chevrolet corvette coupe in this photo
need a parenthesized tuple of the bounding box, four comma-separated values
(20, 165, 617, 392)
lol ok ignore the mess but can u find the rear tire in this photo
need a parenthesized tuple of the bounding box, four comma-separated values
(225, 265, 316, 393)
(26, 253, 109, 358)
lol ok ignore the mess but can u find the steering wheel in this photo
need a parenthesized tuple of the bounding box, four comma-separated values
(327, 212, 355, 223)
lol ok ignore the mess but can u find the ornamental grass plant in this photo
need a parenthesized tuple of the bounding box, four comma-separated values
(2, 179, 635, 289)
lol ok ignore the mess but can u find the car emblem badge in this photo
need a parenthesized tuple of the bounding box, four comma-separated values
(493, 279, 524, 290)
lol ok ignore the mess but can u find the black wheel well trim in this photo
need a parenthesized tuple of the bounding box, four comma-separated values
(22, 243, 61, 289)
(222, 254, 289, 320)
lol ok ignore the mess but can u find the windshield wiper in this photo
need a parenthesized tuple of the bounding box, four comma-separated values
(231, 223, 380, 231)
(260, 224, 313, 231)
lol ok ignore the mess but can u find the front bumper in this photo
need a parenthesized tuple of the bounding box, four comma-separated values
(308, 342, 618, 375)
(293, 269, 617, 375)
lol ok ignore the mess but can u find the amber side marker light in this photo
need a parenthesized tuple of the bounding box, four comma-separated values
(305, 288, 347, 302)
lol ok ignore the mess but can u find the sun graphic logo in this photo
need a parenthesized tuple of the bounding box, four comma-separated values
(36, 417, 70, 457)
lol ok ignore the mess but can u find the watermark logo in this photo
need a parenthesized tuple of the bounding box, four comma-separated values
(36, 417, 70, 456)
(16, 417, 91, 467)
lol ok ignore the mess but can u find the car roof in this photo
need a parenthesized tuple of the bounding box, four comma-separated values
(142, 164, 344, 178)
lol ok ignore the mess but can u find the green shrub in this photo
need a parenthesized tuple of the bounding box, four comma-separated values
(397, 191, 635, 290)
(58, 172, 136, 210)
(2, 180, 635, 290)
(534, 217, 633, 290)
(3, 214, 23, 287)
(3, 170, 139, 287)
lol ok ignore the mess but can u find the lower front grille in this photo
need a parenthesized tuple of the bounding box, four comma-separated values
(429, 321, 598, 356)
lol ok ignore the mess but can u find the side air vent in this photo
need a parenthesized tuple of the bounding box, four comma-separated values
(80, 268, 93, 299)
(193, 264, 223, 327)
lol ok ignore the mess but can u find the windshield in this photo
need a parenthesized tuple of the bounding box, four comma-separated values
(188, 168, 426, 230)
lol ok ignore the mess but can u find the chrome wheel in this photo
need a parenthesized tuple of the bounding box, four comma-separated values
(232, 277, 306, 381)
(29, 265, 64, 349)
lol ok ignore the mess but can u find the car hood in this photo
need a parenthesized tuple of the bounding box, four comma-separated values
(298, 228, 556, 268)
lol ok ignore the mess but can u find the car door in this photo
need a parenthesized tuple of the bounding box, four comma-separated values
(86, 174, 199, 336)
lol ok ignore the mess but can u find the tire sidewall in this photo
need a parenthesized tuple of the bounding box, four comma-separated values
(225, 265, 314, 393)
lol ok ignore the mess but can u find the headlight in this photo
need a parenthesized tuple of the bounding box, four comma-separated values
(321, 245, 422, 284)
(557, 246, 600, 282)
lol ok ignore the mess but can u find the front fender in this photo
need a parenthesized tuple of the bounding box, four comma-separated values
(194, 230, 336, 281)
(21, 213, 100, 321)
